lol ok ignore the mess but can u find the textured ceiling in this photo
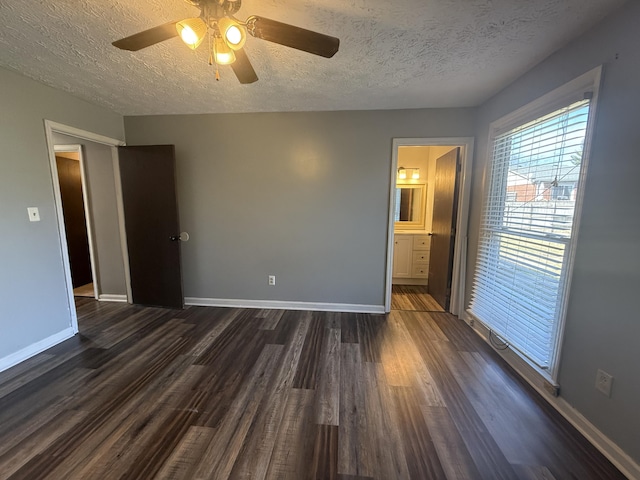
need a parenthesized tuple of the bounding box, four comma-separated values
(0, 0, 625, 115)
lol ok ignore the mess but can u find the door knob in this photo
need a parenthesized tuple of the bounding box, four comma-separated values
(169, 232, 190, 242)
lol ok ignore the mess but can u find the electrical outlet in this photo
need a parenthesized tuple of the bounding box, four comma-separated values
(268, 275, 276, 286)
(595, 369, 613, 397)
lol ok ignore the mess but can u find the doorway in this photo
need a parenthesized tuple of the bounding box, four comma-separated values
(385, 137, 474, 314)
(54, 146, 97, 299)
(45, 121, 127, 333)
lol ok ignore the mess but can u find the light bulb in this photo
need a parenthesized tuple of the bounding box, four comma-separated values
(398, 168, 407, 180)
(176, 18, 207, 50)
(214, 37, 236, 65)
(226, 25, 243, 45)
(218, 17, 246, 50)
(180, 26, 198, 45)
(412, 169, 420, 179)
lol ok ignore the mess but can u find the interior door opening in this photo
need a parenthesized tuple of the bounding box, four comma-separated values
(385, 138, 474, 315)
(45, 121, 127, 333)
(54, 145, 97, 300)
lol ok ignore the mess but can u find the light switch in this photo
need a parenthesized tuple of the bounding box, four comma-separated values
(27, 207, 40, 222)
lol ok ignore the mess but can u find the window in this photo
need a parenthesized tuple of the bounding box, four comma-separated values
(469, 69, 600, 377)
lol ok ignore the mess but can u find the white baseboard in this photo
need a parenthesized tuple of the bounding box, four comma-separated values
(98, 294, 128, 303)
(184, 297, 385, 314)
(0, 327, 75, 374)
(555, 397, 640, 480)
(461, 311, 640, 480)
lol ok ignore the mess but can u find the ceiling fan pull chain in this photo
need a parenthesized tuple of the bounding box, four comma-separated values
(208, 30, 213, 66)
(211, 29, 220, 80)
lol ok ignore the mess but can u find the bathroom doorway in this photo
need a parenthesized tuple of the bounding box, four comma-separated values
(385, 137, 474, 314)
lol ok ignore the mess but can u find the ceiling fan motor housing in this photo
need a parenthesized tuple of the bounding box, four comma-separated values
(192, 0, 242, 22)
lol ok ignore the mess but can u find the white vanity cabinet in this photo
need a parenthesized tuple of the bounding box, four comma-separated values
(392, 235, 413, 277)
(393, 233, 431, 284)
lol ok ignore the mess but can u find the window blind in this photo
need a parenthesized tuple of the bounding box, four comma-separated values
(470, 99, 591, 369)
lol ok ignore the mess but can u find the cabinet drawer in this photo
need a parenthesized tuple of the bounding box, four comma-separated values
(413, 235, 431, 251)
(412, 264, 429, 277)
(413, 252, 429, 264)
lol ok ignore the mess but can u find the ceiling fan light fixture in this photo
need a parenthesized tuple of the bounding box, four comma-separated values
(213, 36, 236, 65)
(218, 17, 246, 50)
(176, 18, 207, 50)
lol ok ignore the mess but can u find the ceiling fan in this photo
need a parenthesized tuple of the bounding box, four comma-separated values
(112, 0, 340, 84)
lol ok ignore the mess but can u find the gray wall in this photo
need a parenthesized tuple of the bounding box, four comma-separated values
(468, 1, 640, 462)
(0, 67, 124, 362)
(124, 109, 476, 306)
(52, 133, 126, 296)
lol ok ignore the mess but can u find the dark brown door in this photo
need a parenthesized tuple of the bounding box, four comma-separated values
(118, 145, 184, 309)
(56, 155, 92, 288)
(428, 147, 461, 311)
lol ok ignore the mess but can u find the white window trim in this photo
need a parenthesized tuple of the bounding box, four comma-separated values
(466, 66, 602, 382)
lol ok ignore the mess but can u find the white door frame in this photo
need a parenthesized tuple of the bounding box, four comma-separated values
(44, 120, 127, 333)
(385, 137, 475, 314)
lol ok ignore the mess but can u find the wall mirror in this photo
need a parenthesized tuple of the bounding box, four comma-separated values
(394, 183, 427, 230)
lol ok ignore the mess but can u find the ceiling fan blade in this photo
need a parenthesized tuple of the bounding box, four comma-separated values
(112, 21, 180, 51)
(230, 48, 259, 84)
(246, 16, 340, 58)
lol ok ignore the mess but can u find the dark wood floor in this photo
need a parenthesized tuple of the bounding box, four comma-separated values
(392, 285, 444, 312)
(0, 298, 625, 480)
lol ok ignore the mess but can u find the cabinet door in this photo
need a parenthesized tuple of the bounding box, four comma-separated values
(393, 235, 413, 277)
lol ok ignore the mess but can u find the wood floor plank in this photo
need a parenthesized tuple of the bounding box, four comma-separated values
(315, 327, 341, 426)
(73, 357, 207, 479)
(361, 362, 411, 479)
(356, 314, 386, 363)
(309, 424, 339, 480)
(389, 311, 446, 406)
(27, 336, 194, 479)
(380, 311, 421, 387)
(391, 285, 444, 312)
(257, 309, 285, 331)
(269, 309, 305, 345)
(264, 388, 316, 480)
(0, 354, 54, 393)
(0, 299, 627, 480)
(391, 386, 447, 479)
(155, 426, 217, 480)
(178, 306, 240, 349)
(192, 344, 284, 479)
(446, 350, 539, 464)
(228, 313, 312, 480)
(0, 395, 75, 457)
(0, 407, 87, 479)
(338, 344, 375, 478)
(513, 464, 558, 480)
(191, 308, 257, 360)
(340, 312, 359, 344)
(403, 314, 520, 480)
(421, 406, 483, 480)
(292, 312, 325, 389)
